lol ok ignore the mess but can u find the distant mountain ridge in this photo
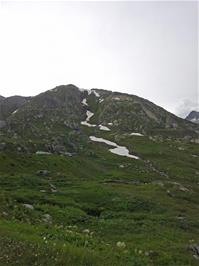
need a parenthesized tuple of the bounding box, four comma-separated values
(0, 95, 30, 121)
(186, 110, 199, 124)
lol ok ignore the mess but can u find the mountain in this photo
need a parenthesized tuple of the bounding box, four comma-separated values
(0, 85, 199, 266)
(0, 95, 5, 102)
(0, 95, 30, 121)
(186, 110, 199, 124)
(1, 84, 198, 153)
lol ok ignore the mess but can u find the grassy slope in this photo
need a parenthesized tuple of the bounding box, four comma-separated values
(0, 129, 199, 266)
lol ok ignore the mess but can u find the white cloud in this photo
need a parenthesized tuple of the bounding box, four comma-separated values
(175, 99, 199, 118)
(0, 1, 197, 117)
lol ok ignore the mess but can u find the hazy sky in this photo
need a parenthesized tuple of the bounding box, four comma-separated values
(0, 1, 198, 117)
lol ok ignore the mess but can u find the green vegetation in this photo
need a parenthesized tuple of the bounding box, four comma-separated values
(0, 85, 198, 265)
(0, 133, 198, 265)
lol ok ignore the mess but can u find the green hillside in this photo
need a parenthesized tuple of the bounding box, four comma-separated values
(0, 85, 198, 265)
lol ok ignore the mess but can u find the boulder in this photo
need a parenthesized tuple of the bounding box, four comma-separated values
(23, 204, 34, 210)
(36, 170, 50, 176)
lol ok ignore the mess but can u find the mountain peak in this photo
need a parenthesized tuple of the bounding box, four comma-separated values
(52, 84, 79, 91)
(186, 110, 199, 124)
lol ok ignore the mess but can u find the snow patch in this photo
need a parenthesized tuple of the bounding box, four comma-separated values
(99, 98, 104, 103)
(79, 88, 92, 95)
(191, 118, 198, 122)
(108, 122, 113, 126)
(92, 90, 100, 97)
(12, 109, 18, 114)
(50, 88, 58, 92)
(81, 121, 96, 127)
(81, 111, 96, 127)
(86, 111, 94, 121)
(36, 151, 52, 155)
(130, 133, 144, 136)
(99, 125, 111, 131)
(110, 146, 138, 159)
(89, 136, 117, 147)
(113, 97, 120, 101)
(79, 88, 100, 98)
(82, 98, 88, 106)
(89, 136, 139, 159)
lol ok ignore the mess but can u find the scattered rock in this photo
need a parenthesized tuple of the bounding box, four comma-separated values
(43, 214, 52, 223)
(52, 144, 65, 154)
(116, 241, 126, 249)
(82, 229, 90, 234)
(63, 152, 73, 157)
(36, 151, 52, 155)
(151, 180, 164, 187)
(189, 244, 199, 260)
(23, 204, 34, 210)
(0, 143, 6, 151)
(36, 170, 50, 176)
(178, 147, 185, 151)
(50, 183, 57, 193)
(0, 120, 6, 128)
(17, 146, 22, 152)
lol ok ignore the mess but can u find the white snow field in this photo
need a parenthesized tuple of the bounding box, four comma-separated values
(89, 136, 139, 159)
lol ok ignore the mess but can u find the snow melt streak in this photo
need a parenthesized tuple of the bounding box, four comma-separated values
(81, 111, 96, 127)
(89, 136, 139, 159)
(82, 98, 88, 106)
(130, 133, 144, 136)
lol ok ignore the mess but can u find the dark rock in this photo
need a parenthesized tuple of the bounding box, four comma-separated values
(0, 143, 6, 151)
(42, 214, 52, 223)
(52, 144, 65, 154)
(188, 244, 199, 259)
(36, 170, 50, 176)
(0, 120, 6, 128)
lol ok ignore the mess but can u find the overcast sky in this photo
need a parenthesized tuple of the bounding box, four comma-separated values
(0, 1, 198, 117)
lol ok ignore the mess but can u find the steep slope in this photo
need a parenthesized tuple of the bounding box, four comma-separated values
(0, 95, 29, 121)
(186, 111, 199, 124)
(0, 96, 5, 103)
(4, 85, 88, 152)
(0, 84, 198, 153)
(85, 89, 198, 136)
